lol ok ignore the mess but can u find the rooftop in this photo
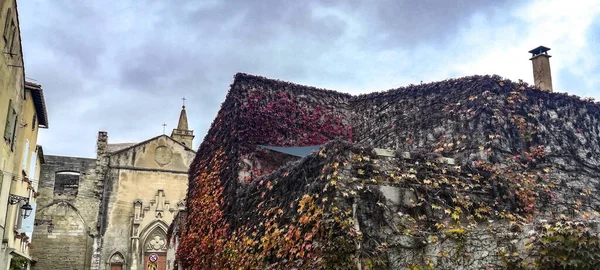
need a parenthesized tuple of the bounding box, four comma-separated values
(25, 81, 49, 128)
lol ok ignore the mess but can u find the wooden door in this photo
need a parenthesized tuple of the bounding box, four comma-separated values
(110, 264, 123, 270)
(144, 253, 167, 270)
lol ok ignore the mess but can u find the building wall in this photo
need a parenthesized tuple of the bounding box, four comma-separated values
(100, 136, 193, 270)
(31, 155, 99, 270)
(32, 134, 194, 270)
(101, 170, 187, 270)
(0, 0, 26, 267)
(3, 88, 41, 258)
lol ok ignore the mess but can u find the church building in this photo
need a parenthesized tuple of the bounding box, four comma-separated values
(31, 105, 195, 270)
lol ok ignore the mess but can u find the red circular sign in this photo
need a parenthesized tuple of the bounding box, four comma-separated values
(148, 253, 158, 263)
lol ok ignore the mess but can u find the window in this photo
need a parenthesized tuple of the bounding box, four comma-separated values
(4, 99, 17, 150)
(31, 114, 36, 131)
(54, 171, 80, 195)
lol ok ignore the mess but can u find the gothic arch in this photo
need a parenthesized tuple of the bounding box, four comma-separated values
(139, 220, 169, 254)
(36, 200, 90, 232)
(106, 251, 125, 266)
(32, 200, 93, 270)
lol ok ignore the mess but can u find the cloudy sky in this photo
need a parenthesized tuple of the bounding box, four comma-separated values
(18, 0, 600, 157)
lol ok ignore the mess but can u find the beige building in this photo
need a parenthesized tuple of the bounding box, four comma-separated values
(32, 105, 195, 270)
(0, 0, 50, 268)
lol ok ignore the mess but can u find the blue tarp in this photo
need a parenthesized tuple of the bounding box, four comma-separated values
(256, 145, 323, 158)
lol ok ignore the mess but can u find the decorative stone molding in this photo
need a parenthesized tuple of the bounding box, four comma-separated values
(145, 233, 167, 252)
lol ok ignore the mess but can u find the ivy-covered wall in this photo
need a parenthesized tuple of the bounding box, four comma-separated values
(178, 73, 600, 269)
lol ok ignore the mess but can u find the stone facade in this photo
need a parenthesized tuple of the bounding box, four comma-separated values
(31, 155, 98, 270)
(32, 106, 195, 270)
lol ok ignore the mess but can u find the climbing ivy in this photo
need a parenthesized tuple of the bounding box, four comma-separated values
(179, 74, 600, 269)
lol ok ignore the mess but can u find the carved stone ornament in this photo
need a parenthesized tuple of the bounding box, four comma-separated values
(109, 253, 124, 263)
(145, 234, 167, 252)
(154, 145, 173, 166)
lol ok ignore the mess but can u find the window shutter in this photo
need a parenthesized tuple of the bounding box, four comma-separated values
(3, 99, 14, 141)
(29, 151, 37, 180)
(22, 139, 29, 172)
(10, 114, 17, 150)
(2, 8, 11, 43)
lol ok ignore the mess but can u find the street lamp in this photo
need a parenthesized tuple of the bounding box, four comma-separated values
(8, 194, 32, 218)
(20, 202, 33, 219)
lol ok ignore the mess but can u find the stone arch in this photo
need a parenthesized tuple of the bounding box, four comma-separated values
(106, 251, 126, 269)
(31, 201, 93, 270)
(108, 251, 125, 264)
(139, 220, 169, 253)
(138, 220, 169, 269)
(36, 200, 90, 231)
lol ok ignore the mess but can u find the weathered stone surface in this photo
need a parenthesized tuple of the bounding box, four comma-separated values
(180, 73, 600, 269)
(32, 155, 98, 270)
(33, 131, 195, 270)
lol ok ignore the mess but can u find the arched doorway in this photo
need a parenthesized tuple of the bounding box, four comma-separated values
(142, 226, 167, 270)
(108, 252, 125, 270)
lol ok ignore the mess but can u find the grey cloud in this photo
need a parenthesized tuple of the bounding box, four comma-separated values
(557, 19, 600, 98)
(18, 0, 554, 157)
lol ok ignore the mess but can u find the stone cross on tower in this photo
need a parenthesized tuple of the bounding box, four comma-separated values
(182, 97, 186, 107)
(162, 123, 167, 134)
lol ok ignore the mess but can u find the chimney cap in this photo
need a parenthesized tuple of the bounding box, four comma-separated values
(529, 46, 551, 56)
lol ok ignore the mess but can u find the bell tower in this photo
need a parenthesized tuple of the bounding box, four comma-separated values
(170, 98, 194, 147)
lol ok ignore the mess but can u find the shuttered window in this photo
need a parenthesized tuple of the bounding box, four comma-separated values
(4, 99, 17, 148)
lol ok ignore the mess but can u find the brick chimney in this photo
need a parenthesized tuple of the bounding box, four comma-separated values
(529, 46, 553, 92)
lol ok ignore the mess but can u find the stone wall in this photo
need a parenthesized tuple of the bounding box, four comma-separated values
(32, 155, 99, 270)
(32, 201, 93, 270)
(180, 73, 600, 268)
(185, 73, 352, 229)
(350, 75, 600, 211)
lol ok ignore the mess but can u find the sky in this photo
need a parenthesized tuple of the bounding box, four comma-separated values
(17, 0, 600, 158)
